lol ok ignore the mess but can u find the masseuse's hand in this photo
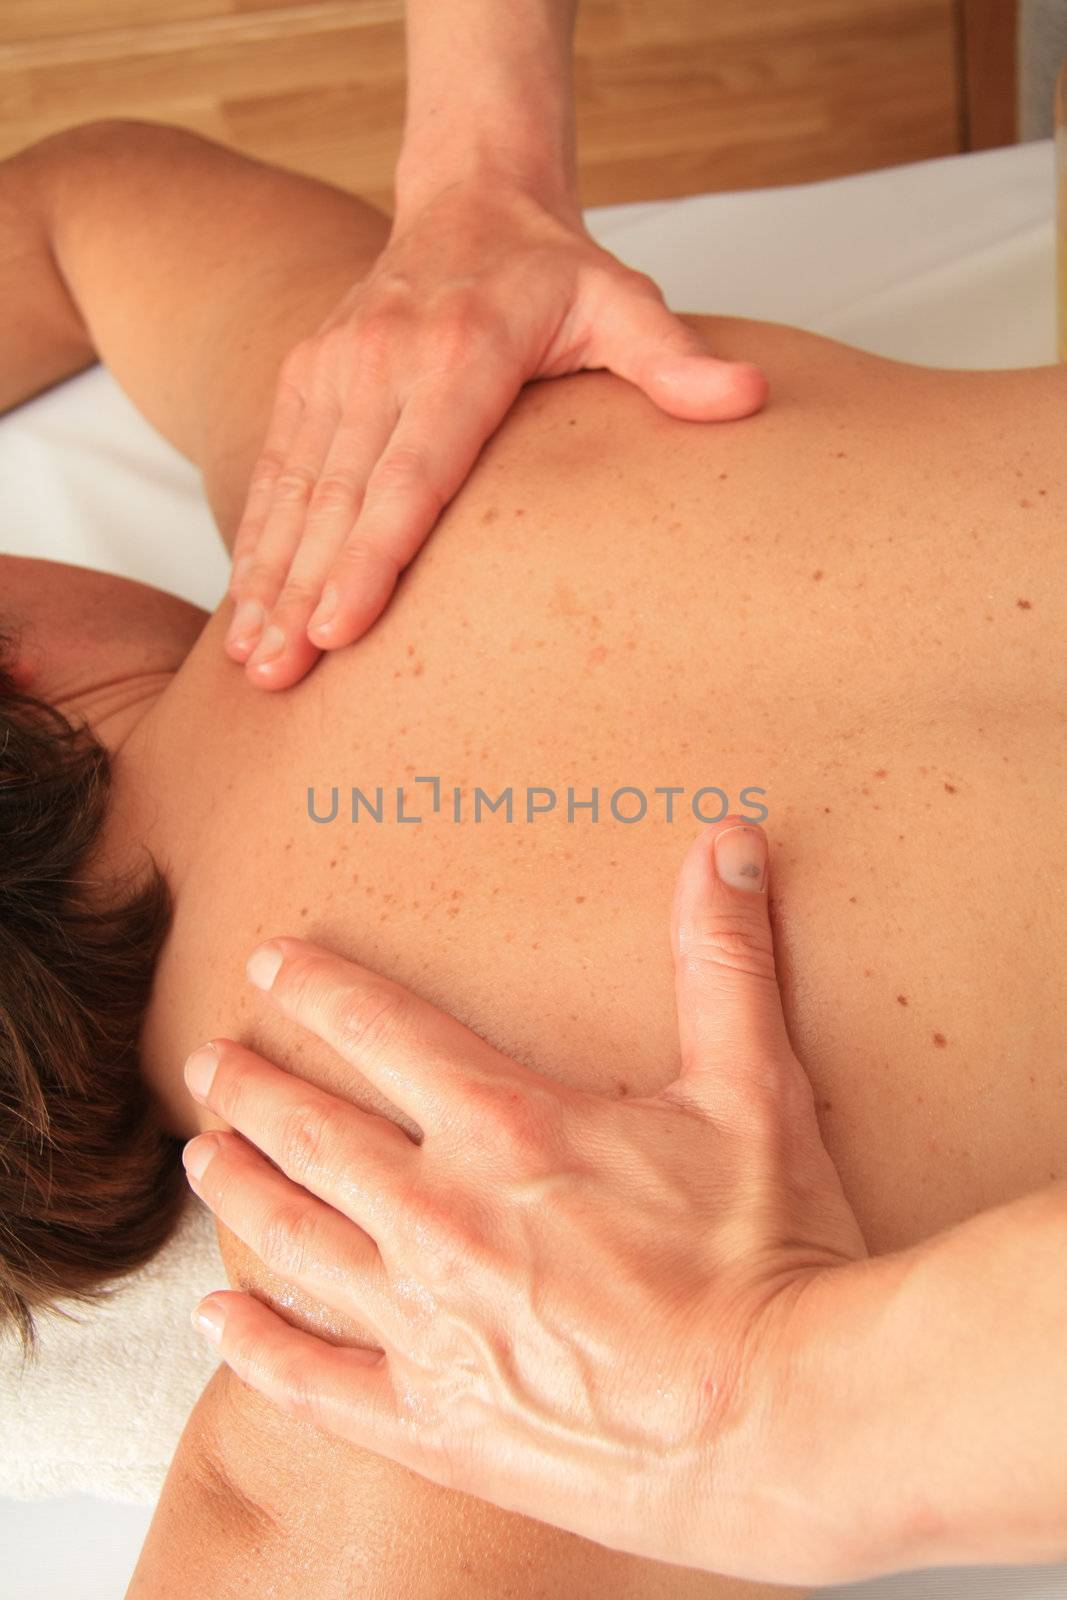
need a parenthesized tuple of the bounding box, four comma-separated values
(225, 184, 767, 690)
(180, 821, 882, 1584)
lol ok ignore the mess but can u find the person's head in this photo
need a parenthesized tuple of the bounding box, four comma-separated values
(0, 631, 185, 1354)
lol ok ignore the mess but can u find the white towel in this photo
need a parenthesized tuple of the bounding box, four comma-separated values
(0, 1196, 225, 1504)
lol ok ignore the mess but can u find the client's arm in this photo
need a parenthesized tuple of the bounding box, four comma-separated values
(0, 121, 391, 547)
(0, 147, 93, 412)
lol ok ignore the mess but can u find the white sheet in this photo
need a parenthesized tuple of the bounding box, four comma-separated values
(1, 139, 1062, 1598)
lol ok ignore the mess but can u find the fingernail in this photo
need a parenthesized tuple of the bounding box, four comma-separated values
(191, 1299, 224, 1346)
(248, 624, 286, 667)
(247, 942, 284, 991)
(182, 1133, 219, 1182)
(226, 598, 265, 648)
(714, 824, 767, 892)
(309, 584, 338, 635)
(184, 1043, 219, 1102)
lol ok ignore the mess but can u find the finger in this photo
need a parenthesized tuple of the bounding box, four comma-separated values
(591, 284, 768, 422)
(244, 399, 398, 691)
(183, 1037, 417, 1247)
(191, 1290, 423, 1470)
(181, 1126, 396, 1338)
(226, 409, 338, 667)
(244, 936, 522, 1135)
(666, 819, 797, 1122)
(308, 364, 521, 648)
(228, 376, 306, 607)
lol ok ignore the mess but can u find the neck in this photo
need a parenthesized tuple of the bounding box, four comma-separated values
(76, 671, 206, 1141)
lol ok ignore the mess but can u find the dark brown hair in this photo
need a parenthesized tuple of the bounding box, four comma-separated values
(0, 631, 185, 1355)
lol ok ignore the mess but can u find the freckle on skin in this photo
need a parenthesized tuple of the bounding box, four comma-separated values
(718, 472, 728, 480)
(933, 1032, 948, 1048)
(848, 895, 857, 904)
(944, 782, 957, 794)
(863, 968, 872, 977)
(299, 907, 308, 918)
(874, 769, 888, 779)
(897, 994, 908, 1006)
(481, 506, 499, 524)
(812, 569, 824, 581)
(575, 895, 586, 904)
(1016, 598, 1032, 610)
(824, 806, 831, 813)
(617, 1080, 628, 1095)
(819, 1099, 833, 1112)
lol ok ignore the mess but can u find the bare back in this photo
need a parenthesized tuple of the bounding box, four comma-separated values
(124, 320, 1066, 1598)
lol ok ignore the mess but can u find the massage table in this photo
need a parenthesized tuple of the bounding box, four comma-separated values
(0, 137, 1061, 1599)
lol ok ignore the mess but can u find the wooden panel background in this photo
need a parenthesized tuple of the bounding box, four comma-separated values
(0, 0, 1015, 211)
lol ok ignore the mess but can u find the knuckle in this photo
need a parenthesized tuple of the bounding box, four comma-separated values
(238, 557, 284, 605)
(276, 1095, 334, 1182)
(427, 298, 490, 358)
(411, 1189, 486, 1265)
(459, 1078, 557, 1162)
(372, 446, 443, 509)
(332, 982, 412, 1068)
(247, 449, 287, 496)
(332, 536, 399, 586)
(273, 465, 318, 506)
(681, 914, 777, 984)
(258, 1198, 317, 1278)
(351, 308, 405, 369)
(308, 471, 362, 516)
(272, 577, 323, 612)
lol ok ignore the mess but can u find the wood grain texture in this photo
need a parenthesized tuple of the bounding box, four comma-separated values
(959, 0, 1018, 149)
(0, 0, 976, 210)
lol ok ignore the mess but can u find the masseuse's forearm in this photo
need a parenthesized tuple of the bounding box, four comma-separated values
(395, 0, 579, 216)
(783, 1182, 1067, 1579)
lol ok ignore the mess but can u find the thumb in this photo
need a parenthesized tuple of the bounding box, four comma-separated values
(595, 287, 768, 421)
(666, 819, 798, 1123)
